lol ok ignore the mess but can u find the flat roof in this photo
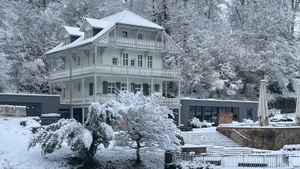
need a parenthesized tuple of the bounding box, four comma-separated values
(0, 93, 60, 97)
(181, 98, 258, 104)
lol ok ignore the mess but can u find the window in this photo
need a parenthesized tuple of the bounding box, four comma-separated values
(189, 106, 196, 119)
(112, 58, 118, 65)
(232, 108, 239, 121)
(147, 55, 152, 68)
(93, 28, 102, 36)
(108, 82, 116, 94)
(77, 56, 80, 66)
(92, 53, 95, 64)
(138, 55, 143, 67)
(130, 59, 135, 67)
(225, 107, 232, 113)
(77, 82, 81, 92)
(122, 53, 128, 66)
(137, 33, 143, 40)
(70, 36, 79, 43)
(89, 83, 93, 96)
(218, 107, 225, 114)
(196, 107, 202, 120)
(122, 31, 128, 38)
(247, 107, 252, 119)
(211, 107, 218, 123)
(121, 83, 127, 91)
(135, 84, 141, 92)
(203, 107, 212, 122)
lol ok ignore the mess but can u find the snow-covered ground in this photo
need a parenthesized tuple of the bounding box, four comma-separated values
(0, 117, 164, 169)
(2, 116, 300, 169)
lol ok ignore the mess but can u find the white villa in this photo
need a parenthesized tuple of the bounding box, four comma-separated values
(46, 10, 182, 123)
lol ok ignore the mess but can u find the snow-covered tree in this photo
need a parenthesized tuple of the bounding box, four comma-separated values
(83, 102, 122, 160)
(112, 91, 181, 164)
(28, 102, 122, 161)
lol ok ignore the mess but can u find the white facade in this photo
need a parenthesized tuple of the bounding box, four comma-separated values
(46, 10, 182, 123)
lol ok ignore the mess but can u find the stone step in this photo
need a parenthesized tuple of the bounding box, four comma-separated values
(181, 128, 241, 147)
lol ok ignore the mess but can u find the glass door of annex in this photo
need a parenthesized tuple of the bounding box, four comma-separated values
(189, 106, 239, 124)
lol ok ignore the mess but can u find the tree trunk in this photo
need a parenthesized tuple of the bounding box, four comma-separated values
(135, 140, 142, 164)
(86, 136, 96, 162)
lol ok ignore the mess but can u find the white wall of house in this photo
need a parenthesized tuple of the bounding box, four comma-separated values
(102, 48, 120, 65)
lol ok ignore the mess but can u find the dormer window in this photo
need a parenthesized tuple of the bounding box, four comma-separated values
(64, 36, 79, 45)
(70, 36, 79, 43)
(93, 28, 102, 36)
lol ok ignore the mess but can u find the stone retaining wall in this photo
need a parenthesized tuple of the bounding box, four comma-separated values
(217, 126, 300, 150)
(0, 105, 26, 117)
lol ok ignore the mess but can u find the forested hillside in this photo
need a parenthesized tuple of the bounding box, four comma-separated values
(1, 0, 300, 101)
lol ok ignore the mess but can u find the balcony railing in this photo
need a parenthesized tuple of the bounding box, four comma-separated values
(50, 64, 180, 80)
(61, 96, 181, 107)
(109, 37, 164, 50)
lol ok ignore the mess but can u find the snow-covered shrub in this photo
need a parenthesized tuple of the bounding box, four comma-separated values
(112, 91, 181, 164)
(176, 160, 214, 169)
(201, 120, 212, 128)
(28, 102, 122, 161)
(268, 108, 281, 117)
(243, 119, 254, 124)
(189, 117, 201, 128)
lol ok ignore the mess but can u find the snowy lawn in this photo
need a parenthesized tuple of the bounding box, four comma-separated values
(0, 117, 164, 169)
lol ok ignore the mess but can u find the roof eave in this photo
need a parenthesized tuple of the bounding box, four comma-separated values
(115, 22, 164, 31)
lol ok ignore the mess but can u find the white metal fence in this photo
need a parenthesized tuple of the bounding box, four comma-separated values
(172, 153, 290, 168)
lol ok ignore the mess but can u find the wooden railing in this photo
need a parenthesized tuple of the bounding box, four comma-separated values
(50, 64, 180, 80)
(61, 96, 180, 106)
(109, 37, 164, 50)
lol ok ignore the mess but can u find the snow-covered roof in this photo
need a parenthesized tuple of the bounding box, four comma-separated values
(64, 26, 83, 36)
(80, 18, 110, 31)
(101, 10, 163, 29)
(181, 97, 258, 104)
(0, 93, 60, 97)
(46, 23, 114, 55)
(46, 10, 166, 55)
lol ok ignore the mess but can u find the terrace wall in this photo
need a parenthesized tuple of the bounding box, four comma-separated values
(217, 126, 300, 150)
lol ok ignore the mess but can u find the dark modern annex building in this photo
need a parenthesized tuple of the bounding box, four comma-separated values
(180, 98, 258, 127)
(0, 93, 68, 117)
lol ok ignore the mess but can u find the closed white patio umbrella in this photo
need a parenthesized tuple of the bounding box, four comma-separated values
(295, 84, 300, 125)
(258, 80, 269, 126)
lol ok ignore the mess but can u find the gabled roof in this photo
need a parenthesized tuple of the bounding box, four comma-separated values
(79, 18, 110, 31)
(59, 26, 83, 38)
(46, 10, 171, 55)
(100, 10, 163, 30)
(46, 23, 115, 55)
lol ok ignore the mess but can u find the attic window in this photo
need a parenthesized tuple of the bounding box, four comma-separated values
(93, 28, 102, 36)
(70, 36, 79, 43)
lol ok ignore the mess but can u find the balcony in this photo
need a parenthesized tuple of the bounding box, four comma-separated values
(50, 64, 180, 81)
(61, 96, 181, 107)
(109, 37, 165, 50)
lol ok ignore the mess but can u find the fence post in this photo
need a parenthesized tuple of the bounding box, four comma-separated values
(164, 151, 176, 169)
